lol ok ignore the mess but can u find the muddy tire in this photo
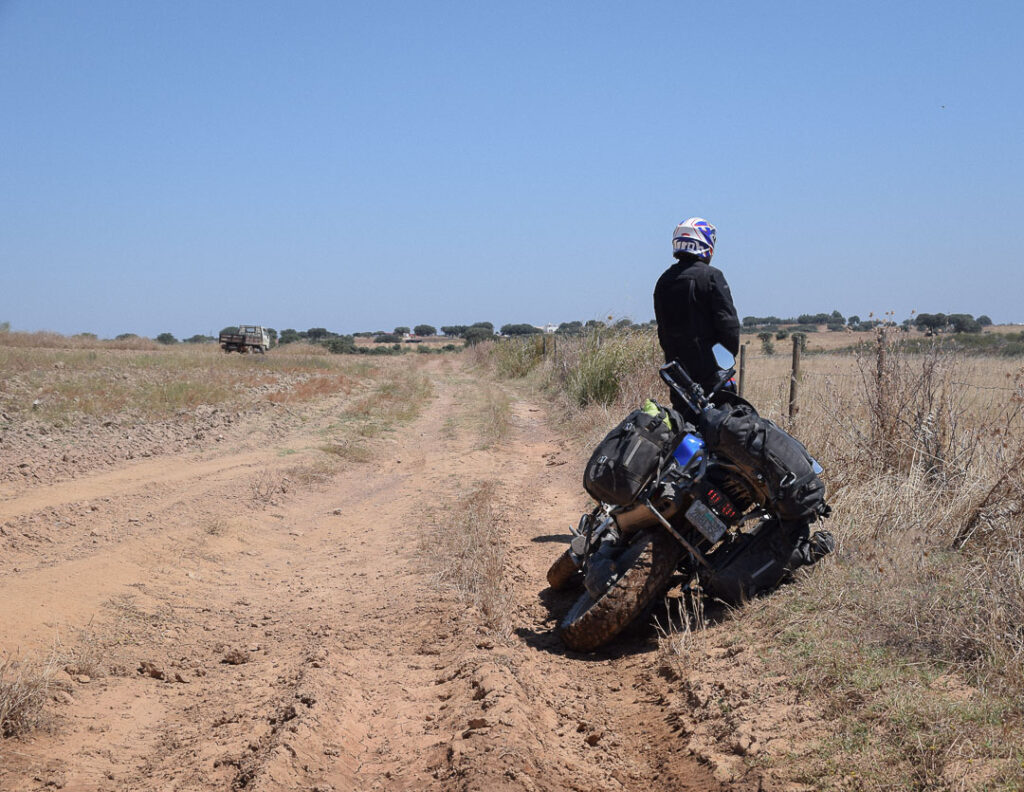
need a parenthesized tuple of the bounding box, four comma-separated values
(557, 530, 681, 652)
(546, 549, 581, 591)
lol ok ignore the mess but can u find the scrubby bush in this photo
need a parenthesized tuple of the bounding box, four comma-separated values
(325, 336, 356, 354)
(374, 333, 401, 344)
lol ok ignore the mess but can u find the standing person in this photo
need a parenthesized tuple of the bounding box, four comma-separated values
(653, 217, 740, 411)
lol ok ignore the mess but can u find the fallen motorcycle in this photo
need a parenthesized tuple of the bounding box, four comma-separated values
(548, 346, 832, 651)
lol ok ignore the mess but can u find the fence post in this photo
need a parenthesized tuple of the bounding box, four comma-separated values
(788, 335, 801, 420)
(738, 343, 747, 397)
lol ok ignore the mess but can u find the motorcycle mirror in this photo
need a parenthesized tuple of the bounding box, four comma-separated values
(712, 343, 735, 370)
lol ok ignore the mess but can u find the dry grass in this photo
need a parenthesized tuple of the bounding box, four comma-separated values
(531, 328, 1024, 788)
(250, 468, 285, 505)
(320, 438, 372, 463)
(422, 481, 513, 636)
(338, 366, 434, 435)
(0, 652, 59, 738)
(0, 330, 160, 350)
(284, 459, 337, 488)
(0, 342, 370, 426)
(472, 384, 513, 449)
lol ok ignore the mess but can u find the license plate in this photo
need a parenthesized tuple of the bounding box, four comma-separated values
(685, 499, 727, 544)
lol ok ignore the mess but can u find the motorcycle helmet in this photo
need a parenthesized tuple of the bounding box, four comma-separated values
(672, 217, 716, 260)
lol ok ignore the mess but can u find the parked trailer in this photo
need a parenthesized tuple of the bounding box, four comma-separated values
(219, 325, 270, 354)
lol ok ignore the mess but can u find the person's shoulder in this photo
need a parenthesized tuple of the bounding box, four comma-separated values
(706, 263, 730, 283)
(654, 262, 680, 288)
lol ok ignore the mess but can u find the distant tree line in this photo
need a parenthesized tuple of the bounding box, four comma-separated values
(741, 311, 994, 335)
(125, 310, 1001, 352)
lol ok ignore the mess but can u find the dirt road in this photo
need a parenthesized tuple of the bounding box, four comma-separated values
(0, 358, 722, 791)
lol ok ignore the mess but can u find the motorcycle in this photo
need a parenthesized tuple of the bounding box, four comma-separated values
(547, 346, 831, 652)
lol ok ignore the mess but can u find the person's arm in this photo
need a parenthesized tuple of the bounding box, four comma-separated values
(710, 270, 740, 354)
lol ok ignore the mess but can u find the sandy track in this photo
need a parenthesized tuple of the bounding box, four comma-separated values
(0, 360, 722, 791)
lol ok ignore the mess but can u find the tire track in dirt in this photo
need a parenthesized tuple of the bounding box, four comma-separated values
(0, 359, 722, 791)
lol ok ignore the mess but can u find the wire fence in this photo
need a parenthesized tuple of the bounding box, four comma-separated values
(738, 340, 1022, 419)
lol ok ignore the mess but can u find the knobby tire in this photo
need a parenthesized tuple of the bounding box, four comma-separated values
(557, 529, 681, 652)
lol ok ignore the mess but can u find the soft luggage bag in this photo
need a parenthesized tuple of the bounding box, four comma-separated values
(701, 519, 794, 604)
(700, 404, 828, 522)
(583, 402, 679, 506)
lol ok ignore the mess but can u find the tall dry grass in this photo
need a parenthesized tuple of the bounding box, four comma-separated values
(0, 653, 59, 738)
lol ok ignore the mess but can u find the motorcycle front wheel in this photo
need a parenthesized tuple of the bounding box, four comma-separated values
(557, 529, 682, 652)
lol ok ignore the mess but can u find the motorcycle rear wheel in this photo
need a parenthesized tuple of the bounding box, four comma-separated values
(546, 549, 581, 590)
(557, 529, 681, 652)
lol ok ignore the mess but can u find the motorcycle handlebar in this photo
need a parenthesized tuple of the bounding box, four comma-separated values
(659, 361, 705, 414)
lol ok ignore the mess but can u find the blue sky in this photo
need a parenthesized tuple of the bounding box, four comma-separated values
(1, 1, 1021, 337)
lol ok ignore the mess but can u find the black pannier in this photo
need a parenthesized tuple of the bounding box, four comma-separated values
(700, 404, 829, 523)
(583, 403, 680, 506)
(701, 518, 795, 604)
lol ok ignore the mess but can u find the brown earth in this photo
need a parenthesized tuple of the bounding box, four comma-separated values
(0, 356, 734, 792)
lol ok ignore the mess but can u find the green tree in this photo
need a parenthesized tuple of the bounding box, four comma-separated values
(156, 332, 178, 345)
(115, 333, 138, 340)
(556, 321, 583, 335)
(977, 315, 993, 327)
(219, 326, 239, 336)
(374, 333, 401, 343)
(501, 323, 542, 335)
(278, 328, 301, 344)
(948, 313, 981, 333)
(470, 321, 494, 331)
(413, 324, 436, 336)
(265, 328, 278, 346)
(464, 326, 494, 345)
(184, 334, 215, 344)
(441, 325, 467, 337)
(394, 326, 410, 335)
(757, 332, 775, 356)
(847, 315, 861, 327)
(306, 327, 330, 341)
(915, 313, 947, 332)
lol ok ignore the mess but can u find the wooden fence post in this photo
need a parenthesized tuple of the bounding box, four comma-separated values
(738, 343, 747, 397)
(788, 335, 801, 420)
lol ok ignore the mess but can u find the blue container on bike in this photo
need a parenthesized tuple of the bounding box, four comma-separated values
(672, 433, 705, 469)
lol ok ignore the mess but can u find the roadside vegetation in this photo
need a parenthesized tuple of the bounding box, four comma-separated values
(483, 324, 1024, 789)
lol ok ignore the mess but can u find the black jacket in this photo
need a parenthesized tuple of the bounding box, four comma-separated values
(653, 255, 740, 391)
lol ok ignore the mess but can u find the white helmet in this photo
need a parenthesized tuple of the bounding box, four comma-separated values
(672, 217, 716, 260)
